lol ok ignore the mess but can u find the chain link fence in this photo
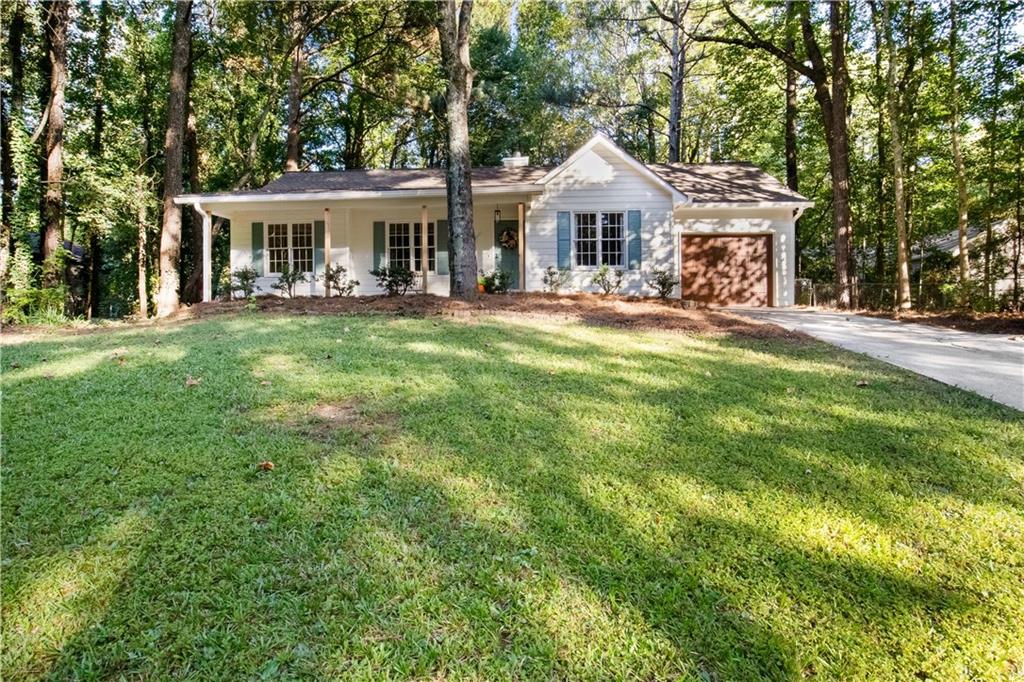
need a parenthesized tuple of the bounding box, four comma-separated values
(795, 279, 960, 311)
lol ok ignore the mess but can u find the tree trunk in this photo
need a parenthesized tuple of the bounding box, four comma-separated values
(155, 0, 192, 318)
(873, 14, 886, 285)
(1014, 113, 1022, 311)
(948, 0, 969, 301)
(783, 0, 799, 275)
(985, 1, 1004, 299)
(41, 0, 68, 288)
(137, 180, 149, 320)
(86, 0, 111, 319)
(878, 1, 912, 310)
(827, 1, 854, 307)
(284, 1, 305, 172)
(1, 3, 25, 284)
(438, 0, 478, 300)
(181, 59, 203, 304)
(666, 0, 684, 163)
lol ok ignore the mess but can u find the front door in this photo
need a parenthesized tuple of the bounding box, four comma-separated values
(494, 219, 520, 289)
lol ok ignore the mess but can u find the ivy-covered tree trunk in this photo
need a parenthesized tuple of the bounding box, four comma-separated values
(155, 0, 192, 318)
(437, 0, 478, 300)
(0, 2, 25, 285)
(41, 0, 68, 288)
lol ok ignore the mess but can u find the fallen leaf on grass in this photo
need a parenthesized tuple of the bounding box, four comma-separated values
(855, 379, 869, 387)
(9, 362, 20, 369)
(260, 380, 271, 386)
(256, 460, 275, 471)
(185, 376, 202, 387)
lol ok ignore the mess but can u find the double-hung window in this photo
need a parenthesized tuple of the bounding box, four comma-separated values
(574, 211, 625, 268)
(267, 222, 314, 275)
(388, 222, 435, 272)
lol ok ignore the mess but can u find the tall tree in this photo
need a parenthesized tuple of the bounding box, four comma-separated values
(694, 1, 856, 306)
(1, 1, 26, 283)
(437, 0, 478, 300)
(948, 0, 969, 296)
(783, 0, 800, 274)
(284, 1, 306, 172)
(86, 0, 111, 319)
(40, 0, 68, 288)
(155, 0, 193, 318)
(984, 0, 1006, 298)
(875, 1, 912, 310)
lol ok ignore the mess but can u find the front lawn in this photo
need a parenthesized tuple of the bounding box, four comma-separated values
(2, 307, 1022, 680)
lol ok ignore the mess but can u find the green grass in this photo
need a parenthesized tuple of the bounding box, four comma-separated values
(2, 311, 1022, 680)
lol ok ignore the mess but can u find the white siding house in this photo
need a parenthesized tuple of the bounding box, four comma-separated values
(175, 133, 811, 306)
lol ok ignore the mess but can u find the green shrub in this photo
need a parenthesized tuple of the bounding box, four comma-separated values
(271, 264, 307, 298)
(230, 266, 258, 299)
(482, 269, 512, 294)
(591, 264, 623, 295)
(542, 266, 571, 293)
(322, 263, 359, 297)
(1, 249, 68, 324)
(370, 266, 414, 296)
(644, 267, 677, 299)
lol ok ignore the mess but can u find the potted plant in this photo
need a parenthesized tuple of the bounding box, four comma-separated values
(477, 274, 486, 294)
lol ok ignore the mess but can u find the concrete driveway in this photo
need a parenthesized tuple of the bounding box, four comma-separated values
(734, 309, 1024, 411)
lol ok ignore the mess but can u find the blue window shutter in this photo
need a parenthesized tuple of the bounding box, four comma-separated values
(627, 210, 641, 270)
(314, 220, 325, 276)
(556, 211, 571, 269)
(251, 222, 264, 276)
(436, 220, 449, 275)
(373, 221, 386, 270)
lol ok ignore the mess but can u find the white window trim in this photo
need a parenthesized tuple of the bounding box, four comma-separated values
(265, 222, 315, 277)
(572, 210, 627, 271)
(385, 221, 436, 273)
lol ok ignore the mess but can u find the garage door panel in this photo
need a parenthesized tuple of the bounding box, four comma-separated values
(681, 235, 772, 307)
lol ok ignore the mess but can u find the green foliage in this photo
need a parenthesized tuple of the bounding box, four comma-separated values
(644, 267, 677, 299)
(321, 263, 359, 297)
(270, 264, 307, 298)
(230, 267, 258, 299)
(481, 269, 512, 294)
(370, 267, 414, 296)
(591, 264, 623, 295)
(541, 265, 571, 293)
(1, 248, 69, 324)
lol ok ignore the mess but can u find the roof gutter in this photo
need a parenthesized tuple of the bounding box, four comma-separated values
(173, 183, 545, 205)
(675, 200, 815, 210)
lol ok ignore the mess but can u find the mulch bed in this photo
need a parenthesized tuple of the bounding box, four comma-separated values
(191, 292, 805, 340)
(860, 310, 1024, 335)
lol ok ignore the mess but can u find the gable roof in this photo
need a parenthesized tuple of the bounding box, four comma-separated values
(647, 162, 809, 205)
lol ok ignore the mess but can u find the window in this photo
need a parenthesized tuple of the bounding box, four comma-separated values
(574, 213, 598, 267)
(389, 222, 435, 272)
(574, 212, 624, 267)
(267, 222, 314, 274)
(601, 212, 624, 267)
(268, 224, 289, 273)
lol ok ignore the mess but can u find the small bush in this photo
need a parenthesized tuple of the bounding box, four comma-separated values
(542, 266, 571, 293)
(644, 267, 677, 299)
(370, 266, 414, 296)
(481, 269, 512, 294)
(322, 263, 359, 297)
(230, 266, 258, 299)
(2, 249, 68, 324)
(591, 264, 623, 295)
(271, 264, 307, 298)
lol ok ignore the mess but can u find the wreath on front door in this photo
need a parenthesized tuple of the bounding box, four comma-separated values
(499, 228, 518, 251)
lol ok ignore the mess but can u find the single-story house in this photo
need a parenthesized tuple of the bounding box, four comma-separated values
(175, 133, 811, 306)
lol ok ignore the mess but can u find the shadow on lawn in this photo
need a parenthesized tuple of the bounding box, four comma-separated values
(2, 314, 1021, 679)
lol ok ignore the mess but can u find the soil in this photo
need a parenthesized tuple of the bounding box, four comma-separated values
(859, 310, 1024, 335)
(190, 293, 806, 340)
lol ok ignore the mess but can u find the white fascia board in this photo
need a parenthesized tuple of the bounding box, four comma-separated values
(539, 132, 689, 204)
(674, 201, 815, 210)
(173, 184, 544, 205)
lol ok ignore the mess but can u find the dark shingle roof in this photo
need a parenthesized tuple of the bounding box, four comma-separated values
(253, 166, 552, 194)
(646, 162, 809, 203)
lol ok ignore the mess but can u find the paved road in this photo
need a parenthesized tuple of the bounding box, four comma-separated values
(734, 309, 1024, 411)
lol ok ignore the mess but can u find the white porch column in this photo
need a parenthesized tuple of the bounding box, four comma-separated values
(420, 204, 429, 294)
(517, 202, 525, 291)
(323, 207, 332, 297)
(197, 204, 212, 303)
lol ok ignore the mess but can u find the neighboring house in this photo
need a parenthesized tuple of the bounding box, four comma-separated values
(175, 133, 811, 306)
(915, 218, 1021, 297)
